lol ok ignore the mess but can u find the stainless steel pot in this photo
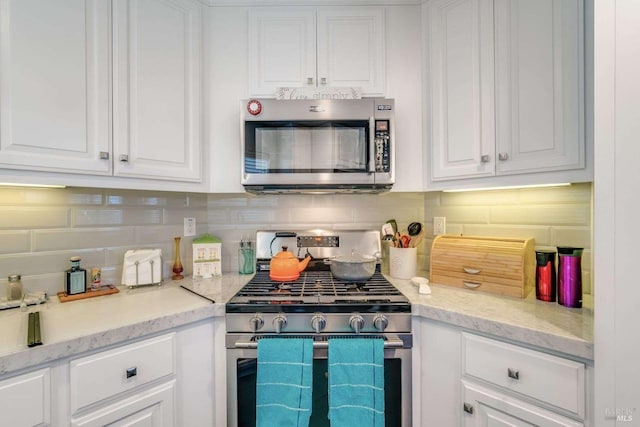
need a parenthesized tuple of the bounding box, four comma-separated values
(327, 253, 377, 281)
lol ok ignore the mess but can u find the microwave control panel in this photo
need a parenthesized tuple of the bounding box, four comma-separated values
(374, 120, 391, 172)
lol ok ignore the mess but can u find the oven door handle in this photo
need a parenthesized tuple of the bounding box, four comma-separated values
(234, 336, 406, 349)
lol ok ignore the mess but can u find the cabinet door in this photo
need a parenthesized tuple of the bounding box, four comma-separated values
(462, 381, 583, 427)
(494, 0, 584, 174)
(248, 8, 316, 97)
(0, 368, 50, 427)
(71, 381, 175, 427)
(0, 0, 111, 175)
(113, 0, 202, 182)
(428, 0, 496, 181)
(316, 8, 386, 96)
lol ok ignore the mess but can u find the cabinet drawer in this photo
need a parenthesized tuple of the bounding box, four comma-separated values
(462, 333, 585, 417)
(70, 333, 175, 412)
(430, 235, 535, 298)
(0, 368, 50, 426)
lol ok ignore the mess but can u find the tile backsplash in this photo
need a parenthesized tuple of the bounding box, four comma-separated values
(0, 183, 592, 297)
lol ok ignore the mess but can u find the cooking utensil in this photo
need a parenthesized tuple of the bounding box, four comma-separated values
(386, 219, 398, 235)
(408, 222, 422, 236)
(326, 252, 377, 281)
(269, 246, 311, 282)
(409, 229, 425, 248)
(382, 222, 395, 237)
(400, 234, 411, 248)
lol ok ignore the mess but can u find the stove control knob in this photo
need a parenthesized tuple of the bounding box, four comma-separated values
(349, 314, 365, 334)
(249, 315, 264, 332)
(373, 315, 389, 332)
(273, 314, 288, 334)
(311, 314, 326, 334)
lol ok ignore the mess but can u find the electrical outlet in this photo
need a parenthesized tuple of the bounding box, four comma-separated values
(433, 217, 446, 236)
(184, 218, 196, 237)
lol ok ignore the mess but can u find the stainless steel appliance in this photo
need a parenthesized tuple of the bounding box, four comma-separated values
(241, 98, 395, 194)
(226, 229, 412, 427)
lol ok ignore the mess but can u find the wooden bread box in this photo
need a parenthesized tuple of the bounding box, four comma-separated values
(429, 235, 535, 298)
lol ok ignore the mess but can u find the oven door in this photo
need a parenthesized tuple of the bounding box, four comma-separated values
(226, 334, 412, 427)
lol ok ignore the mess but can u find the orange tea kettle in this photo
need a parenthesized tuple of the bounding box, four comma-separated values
(269, 246, 311, 282)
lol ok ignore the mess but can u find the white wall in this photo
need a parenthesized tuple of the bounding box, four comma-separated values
(594, 0, 640, 424)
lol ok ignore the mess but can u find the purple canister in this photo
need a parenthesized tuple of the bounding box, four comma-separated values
(557, 247, 583, 308)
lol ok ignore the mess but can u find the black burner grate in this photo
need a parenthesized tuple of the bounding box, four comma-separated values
(235, 270, 403, 298)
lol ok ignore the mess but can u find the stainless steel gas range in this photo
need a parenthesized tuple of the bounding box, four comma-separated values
(226, 229, 412, 427)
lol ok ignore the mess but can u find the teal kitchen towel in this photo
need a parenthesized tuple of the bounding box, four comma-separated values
(328, 338, 385, 427)
(257, 338, 313, 427)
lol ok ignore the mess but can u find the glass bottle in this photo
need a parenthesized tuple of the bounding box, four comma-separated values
(172, 236, 184, 280)
(238, 240, 255, 275)
(66, 256, 87, 295)
(7, 274, 23, 301)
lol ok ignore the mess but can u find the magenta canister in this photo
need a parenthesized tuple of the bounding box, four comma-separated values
(557, 247, 583, 308)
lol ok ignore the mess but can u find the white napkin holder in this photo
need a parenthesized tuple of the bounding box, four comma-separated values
(121, 249, 162, 287)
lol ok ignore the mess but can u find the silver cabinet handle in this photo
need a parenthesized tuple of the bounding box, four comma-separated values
(463, 267, 481, 274)
(320, 77, 327, 85)
(126, 367, 137, 379)
(463, 402, 474, 414)
(99, 151, 110, 160)
(508, 368, 520, 380)
(119, 154, 129, 162)
(307, 77, 314, 85)
(233, 338, 405, 349)
(498, 152, 509, 161)
(463, 281, 482, 289)
(480, 154, 490, 163)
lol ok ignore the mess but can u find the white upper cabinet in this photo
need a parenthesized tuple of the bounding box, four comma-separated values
(427, 0, 585, 184)
(0, 0, 111, 175)
(428, 0, 495, 180)
(0, 0, 204, 187)
(494, 0, 584, 174)
(113, 0, 203, 182)
(248, 7, 386, 97)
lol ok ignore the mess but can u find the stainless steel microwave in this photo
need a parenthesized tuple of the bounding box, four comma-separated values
(240, 98, 395, 194)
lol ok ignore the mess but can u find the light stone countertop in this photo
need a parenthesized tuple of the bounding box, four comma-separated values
(0, 272, 593, 377)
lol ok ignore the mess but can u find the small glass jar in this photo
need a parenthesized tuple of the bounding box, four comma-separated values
(7, 274, 24, 301)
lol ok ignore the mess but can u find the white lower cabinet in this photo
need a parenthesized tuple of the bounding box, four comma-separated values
(415, 318, 590, 426)
(462, 381, 583, 427)
(0, 368, 50, 427)
(70, 381, 175, 427)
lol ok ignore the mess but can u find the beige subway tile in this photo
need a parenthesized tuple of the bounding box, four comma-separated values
(163, 208, 208, 225)
(489, 205, 590, 226)
(0, 207, 69, 228)
(136, 225, 183, 245)
(428, 206, 490, 224)
(552, 227, 592, 249)
(208, 194, 251, 208)
(460, 225, 551, 245)
(516, 183, 592, 204)
(33, 228, 136, 251)
(105, 190, 205, 208)
(0, 231, 30, 254)
(440, 190, 520, 206)
(0, 249, 105, 278)
(0, 187, 103, 206)
(72, 208, 163, 227)
(290, 207, 354, 224)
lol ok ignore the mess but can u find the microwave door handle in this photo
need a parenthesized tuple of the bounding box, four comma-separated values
(368, 117, 375, 173)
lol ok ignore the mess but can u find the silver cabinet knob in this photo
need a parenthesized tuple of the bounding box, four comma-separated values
(307, 77, 314, 85)
(273, 314, 287, 334)
(463, 402, 474, 414)
(119, 154, 129, 162)
(373, 314, 388, 332)
(507, 368, 520, 380)
(249, 315, 264, 332)
(498, 152, 509, 161)
(480, 154, 490, 163)
(311, 314, 326, 334)
(99, 151, 110, 160)
(126, 367, 137, 379)
(349, 314, 365, 334)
